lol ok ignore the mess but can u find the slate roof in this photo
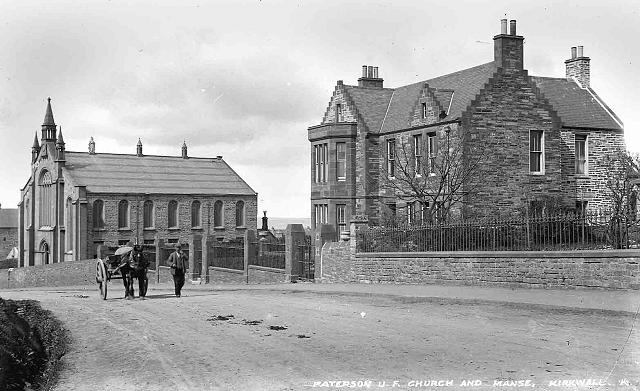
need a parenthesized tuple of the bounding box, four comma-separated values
(338, 61, 622, 133)
(63, 152, 256, 195)
(530, 76, 623, 130)
(0, 209, 18, 228)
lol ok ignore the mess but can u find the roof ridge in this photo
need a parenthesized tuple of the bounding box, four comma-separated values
(65, 151, 223, 160)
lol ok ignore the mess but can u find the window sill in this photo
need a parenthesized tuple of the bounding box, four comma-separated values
(143, 228, 156, 231)
(337, 178, 346, 182)
(168, 227, 180, 231)
(93, 228, 106, 232)
(39, 226, 55, 232)
(214, 226, 225, 231)
(191, 226, 203, 231)
(118, 228, 131, 231)
(236, 226, 246, 230)
(575, 174, 590, 179)
(529, 172, 545, 176)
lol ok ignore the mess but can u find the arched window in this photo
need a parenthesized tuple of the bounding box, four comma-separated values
(191, 200, 201, 228)
(213, 201, 223, 227)
(168, 200, 178, 228)
(236, 201, 245, 227)
(38, 170, 53, 227)
(66, 198, 74, 252)
(118, 200, 129, 229)
(143, 200, 154, 228)
(93, 200, 105, 229)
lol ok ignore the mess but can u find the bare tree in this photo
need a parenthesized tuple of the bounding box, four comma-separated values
(377, 129, 485, 224)
(603, 148, 640, 248)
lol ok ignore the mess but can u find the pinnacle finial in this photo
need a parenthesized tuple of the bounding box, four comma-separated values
(56, 126, 65, 145)
(32, 132, 40, 149)
(137, 138, 142, 146)
(43, 97, 55, 126)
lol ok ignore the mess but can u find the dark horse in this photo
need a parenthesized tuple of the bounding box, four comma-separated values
(120, 245, 149, 299)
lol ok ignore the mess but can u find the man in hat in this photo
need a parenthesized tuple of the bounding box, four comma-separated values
(168, 243, 188, 297)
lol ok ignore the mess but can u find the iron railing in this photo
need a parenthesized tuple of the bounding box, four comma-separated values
(252, 242, 286, 269)
(211, 241, 244, 270)
(357, 210, 640, 253)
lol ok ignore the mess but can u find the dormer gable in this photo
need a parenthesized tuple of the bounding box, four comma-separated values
(409, 84, 451, 127)
(321, 81, 358, 124)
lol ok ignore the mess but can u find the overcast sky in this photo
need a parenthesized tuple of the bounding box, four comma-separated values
(0, 0, 638, 217)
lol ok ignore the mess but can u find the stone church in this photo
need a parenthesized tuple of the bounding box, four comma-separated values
(308, 19, 624, 231)
(19, 99, 257, 267)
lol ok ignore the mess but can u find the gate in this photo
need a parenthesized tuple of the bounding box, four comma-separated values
(210, 240, 244, 270)
(297, 235, 314, 281)
(252, 241, 285, 269)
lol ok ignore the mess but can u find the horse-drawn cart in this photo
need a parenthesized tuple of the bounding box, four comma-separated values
(95, 245, 149, 300)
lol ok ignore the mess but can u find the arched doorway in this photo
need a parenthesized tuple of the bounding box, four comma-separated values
(40, 240, 50, 265)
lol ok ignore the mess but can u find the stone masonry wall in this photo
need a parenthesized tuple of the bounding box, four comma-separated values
(0, 227, 18, 260)
(319, 240, 640, 290)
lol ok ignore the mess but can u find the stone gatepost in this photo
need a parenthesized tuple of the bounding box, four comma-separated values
(244, 229, 256, 284)
(350, 215, 369, 255)
(201, 234, 209, 283)
(188, 235, 195, 281)
(285, 224, 306, 282)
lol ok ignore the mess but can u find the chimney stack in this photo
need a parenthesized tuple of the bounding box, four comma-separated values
(137, 138, 143, 157)
(493, 19, 524, 70)
(565, 45, 590, 88)
(358, 64, 384, 88)
(182, 140, 188, 159)
(88, 137, 96, 154)
(261, 211, 268, 231)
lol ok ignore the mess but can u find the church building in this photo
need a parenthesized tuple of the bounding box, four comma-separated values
(19, 99, 257, 267)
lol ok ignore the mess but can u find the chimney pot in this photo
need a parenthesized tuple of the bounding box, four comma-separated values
(509, 20, 516, 35)
(373, 67, 378, 78)
(362, 65, 367, 77)
(571, 46, 577, 59)
(500, 19, 507, 34)
(577, 46, 584, 57)
(367, 66, 373, 78)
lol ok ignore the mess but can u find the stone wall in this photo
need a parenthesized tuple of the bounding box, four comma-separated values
(0, 259, 157, 290)
(208, 265, 286, 284)
(0, 227, 18, 260)
(319, 240, 640, 290)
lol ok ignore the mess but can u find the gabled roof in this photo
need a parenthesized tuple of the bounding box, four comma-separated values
(343, 86, 394, 133)
(0, 209, 18, 228)
(530, 76, 623, 130)
(63, 152, 256, 195)
(333, 61, 622, 133)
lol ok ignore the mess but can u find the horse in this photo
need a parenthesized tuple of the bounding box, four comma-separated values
(120, 245, 149, 299)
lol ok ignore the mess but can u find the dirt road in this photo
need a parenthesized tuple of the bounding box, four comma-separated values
(1, 285, 638, 391)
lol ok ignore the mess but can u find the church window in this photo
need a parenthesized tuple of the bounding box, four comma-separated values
(38, 170, 53, 227)
(118, 200, 129, 229)
(236, 201, 245, 227)
(168, 200, 178, 228)
(143, 200, 154, 229)
(191, 200, 201, 228)
(214, 201, 224, 228)
(93, 200, 105, 229)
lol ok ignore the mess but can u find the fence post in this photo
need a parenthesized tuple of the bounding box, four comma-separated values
(155, 238, 163, 284)
(244, 229, 256, 284)
(285, 224, 306, 282)
(201, 235, 209, 283)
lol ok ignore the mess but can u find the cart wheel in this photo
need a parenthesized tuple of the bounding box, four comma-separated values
(96, 259, 108, 300)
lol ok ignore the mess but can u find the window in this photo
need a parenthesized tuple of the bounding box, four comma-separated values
(576, 201, 588, 216)
(427, 133, 437, 175)
(191, 200, 201, 227)
(314, 143, 328, 183)
(530, 130, 544, 173)
(118, 200, 129, 229)
(168, 200, 178, 228)
(575, 135, 587, 175)
(413, 135, 422, 175)
(314, 204, 328, 228)
(421, 102, 427, 119)
(336, 103, 343, 122)
(336, 204, 346, 233)
(236, 201, 245, 227)
(387, 139, 396, 178)
(93, 200, 104, 229)
(38, 170, 53, 227)
(336, 142, 346, 180)
(407, 202, 415, 225)
(214, 200, 223, 227)
(143, 200, 154, 228)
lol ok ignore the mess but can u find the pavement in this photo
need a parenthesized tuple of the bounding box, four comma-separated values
(16, 281, 638, 314)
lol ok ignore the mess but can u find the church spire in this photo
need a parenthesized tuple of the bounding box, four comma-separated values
(41, 97, 57, 141)
(56, 126, 65, 162)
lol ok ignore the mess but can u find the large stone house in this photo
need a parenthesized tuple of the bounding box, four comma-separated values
(19, 99, 257, 269)
(308, 19, 624, 231)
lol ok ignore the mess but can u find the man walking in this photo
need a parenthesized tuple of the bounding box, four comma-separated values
(168, 243, 188, 297)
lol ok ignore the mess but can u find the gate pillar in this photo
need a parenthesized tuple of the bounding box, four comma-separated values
(285, 224, 306, 282)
